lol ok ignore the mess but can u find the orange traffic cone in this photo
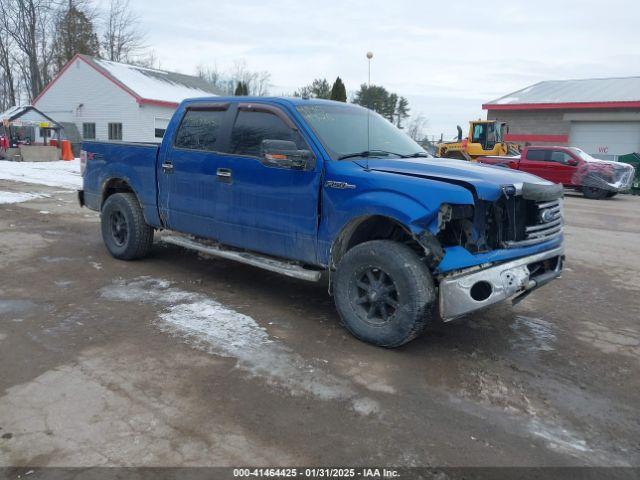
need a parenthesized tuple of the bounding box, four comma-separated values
(61, 140, 74, 161)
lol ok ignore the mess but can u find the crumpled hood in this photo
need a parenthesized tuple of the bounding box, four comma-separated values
(355, 157, 555, 200)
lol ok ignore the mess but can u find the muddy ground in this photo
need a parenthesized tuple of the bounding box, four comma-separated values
(0, 179, 638, 468)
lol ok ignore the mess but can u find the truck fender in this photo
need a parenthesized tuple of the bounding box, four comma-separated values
(98, 165, 157, 225)
(323, 192, 443, 268)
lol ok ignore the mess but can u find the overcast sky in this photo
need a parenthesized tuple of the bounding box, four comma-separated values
(138, 0, 640, 137)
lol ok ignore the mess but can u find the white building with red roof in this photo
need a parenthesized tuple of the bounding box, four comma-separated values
(33, 54, 221, 144)
(484, 76, 640, 161)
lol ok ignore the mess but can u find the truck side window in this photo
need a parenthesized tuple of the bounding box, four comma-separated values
(549, 151, 571, 164)
(174, 110, 225, 151)
(525, 149, 547, 161)
(230, 110, 303, 157)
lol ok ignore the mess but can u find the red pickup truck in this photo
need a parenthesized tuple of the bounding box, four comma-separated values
(478, 146, 635, 199)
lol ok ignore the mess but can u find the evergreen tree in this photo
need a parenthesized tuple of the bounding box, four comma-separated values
(353, 84, 410, 125)
(329, 76, 347, 102)
(52, 1, 100, 73)
(353, 84, 389, 115)
(310, 78, 331, 99)
(395, 96, 410, 128)
(384, 93, 398, 123)
(234, 81, 249, 95)
(294, 78, 331, 99)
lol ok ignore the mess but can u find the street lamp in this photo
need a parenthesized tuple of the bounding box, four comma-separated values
(366, 51, 373, 86)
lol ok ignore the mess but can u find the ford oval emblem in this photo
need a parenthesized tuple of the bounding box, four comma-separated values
(541, 209, 556, 223)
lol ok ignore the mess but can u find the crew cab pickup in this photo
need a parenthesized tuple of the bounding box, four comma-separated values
(80, 97, 565, 347)
(478, 146, 635, 199)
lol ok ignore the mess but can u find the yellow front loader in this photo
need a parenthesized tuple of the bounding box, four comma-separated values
(436, 120, 520, 161)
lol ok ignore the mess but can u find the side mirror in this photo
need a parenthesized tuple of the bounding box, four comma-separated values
(567, 158, 579, 166)
(261, 139, 311, 170)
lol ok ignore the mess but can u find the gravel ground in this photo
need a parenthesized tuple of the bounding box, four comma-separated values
(0, 179, 638, 469)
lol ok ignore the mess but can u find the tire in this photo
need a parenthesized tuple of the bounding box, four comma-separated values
(101, 192, 154, 260)
(582, 186, 608, 200)
(606, 191, 618, 198)
(333, 240, 436, 348)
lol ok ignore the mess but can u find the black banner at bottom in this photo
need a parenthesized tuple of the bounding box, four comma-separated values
(0, 468, 639, 480)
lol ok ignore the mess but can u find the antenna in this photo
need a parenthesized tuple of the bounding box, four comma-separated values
(366, 51, 373, 171)
(366, 103, 371, 171)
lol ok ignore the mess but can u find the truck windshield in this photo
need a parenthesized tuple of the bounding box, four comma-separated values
(569, 147, 600, 162)
(296, 103, 425, 160)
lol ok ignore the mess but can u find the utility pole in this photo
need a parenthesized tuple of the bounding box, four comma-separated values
(366, 51, 373, 86)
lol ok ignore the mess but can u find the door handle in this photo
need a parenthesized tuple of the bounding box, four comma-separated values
(162, 162, 174, 173)
(217, 168, 232, 183)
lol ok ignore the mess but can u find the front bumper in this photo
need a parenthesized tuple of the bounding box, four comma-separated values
(438, 246, 564, 321)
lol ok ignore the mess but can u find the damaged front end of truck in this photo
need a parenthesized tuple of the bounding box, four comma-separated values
(432, 181, 565, 321)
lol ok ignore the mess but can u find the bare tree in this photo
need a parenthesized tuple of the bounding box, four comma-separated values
(196, 64, 228, 92)
(2, 0, 56, 101)
(0, 1, 17, 107)
(230, 60, 270, 96)
(198, 60, 271, 96)
(101, 0, 145, 62)
(406, 114, 429, 142)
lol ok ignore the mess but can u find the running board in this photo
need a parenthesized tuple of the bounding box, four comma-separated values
(162, 235, 322, 282)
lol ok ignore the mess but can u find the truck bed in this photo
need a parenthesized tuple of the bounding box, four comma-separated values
(81, 140, 160, 223)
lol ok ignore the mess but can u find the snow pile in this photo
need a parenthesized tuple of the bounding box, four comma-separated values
(0, 191, 43, 204)
(96, 59, 216, 104)
(100, 277, 380, 414)
(0, 159, 81, 189)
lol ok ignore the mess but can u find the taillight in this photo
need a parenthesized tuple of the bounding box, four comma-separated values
(80, 150, 88, 176)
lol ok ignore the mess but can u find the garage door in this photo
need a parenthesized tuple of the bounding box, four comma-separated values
(569, 122, 640, 161)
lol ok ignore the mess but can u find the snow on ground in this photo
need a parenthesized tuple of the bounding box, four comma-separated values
(100, 277, 380, 414)
(0, 159, 81, 190)
(0, 191, 44, 204)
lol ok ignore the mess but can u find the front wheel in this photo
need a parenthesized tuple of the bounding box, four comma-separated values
(333, 240, 436, 347)
(101, 192, 154, 260)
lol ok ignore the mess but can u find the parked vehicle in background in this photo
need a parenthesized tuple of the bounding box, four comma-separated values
(619, 153, 640, 195)
(478, 146, 636, 199)
(79, 97, 565, 347)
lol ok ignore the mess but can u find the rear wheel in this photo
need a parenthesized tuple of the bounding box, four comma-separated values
(582, 186, 609, 200)
(333, 240, 436, 347)
(101, 192, 154, 260)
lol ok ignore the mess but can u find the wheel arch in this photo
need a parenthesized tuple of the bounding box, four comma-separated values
(330, 214, 443, 270)
(101, 177, 137, 209)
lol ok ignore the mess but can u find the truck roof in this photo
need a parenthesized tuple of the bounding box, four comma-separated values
(179, 96, 351, 108)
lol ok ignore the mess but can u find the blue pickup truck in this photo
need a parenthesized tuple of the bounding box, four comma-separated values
(80, 97, 564, 347)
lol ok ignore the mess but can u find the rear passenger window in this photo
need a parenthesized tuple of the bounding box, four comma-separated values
(174, 110, 225, 151)
(230, 110, 303, 157)
(526, 149, 547, 161)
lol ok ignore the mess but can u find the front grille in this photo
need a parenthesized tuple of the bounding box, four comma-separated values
(505, 199, 563, 248)
(436, 186, 564, 253)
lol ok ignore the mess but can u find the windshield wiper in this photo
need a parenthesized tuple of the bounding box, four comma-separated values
(338, 150, 404, 160)
(399, 152, 431, 158)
